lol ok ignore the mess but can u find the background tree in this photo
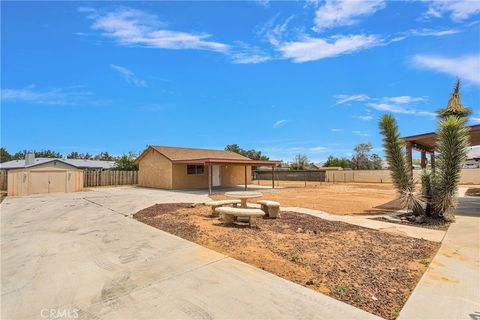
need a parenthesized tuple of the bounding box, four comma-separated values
(12, 149, 63, 159)
(82, 153, 93, 160)
(369, 154, 383, 169)
(323, 156, 351, 168)
(113, 152, 139, 171)
(225, 144, 269, 160)
(0, 148, 12, 163)
(290, 154, 309, 170)
(351, 143, 373, 170)
(94, 152, 115, 161)
(67, 152, 81, 159)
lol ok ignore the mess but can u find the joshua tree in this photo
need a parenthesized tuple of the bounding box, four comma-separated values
(431, 81, 471, 219)
(379, 80, 471, 220)
(379, 114, 424, 215)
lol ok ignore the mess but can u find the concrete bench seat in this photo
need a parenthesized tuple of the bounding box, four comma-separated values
(204, 200, 241, 216)
(257, 200, 281, 218)
(215, 207, 265, 227)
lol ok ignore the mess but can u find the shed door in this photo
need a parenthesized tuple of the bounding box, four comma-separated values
(48, 172, 67, 193)
(30, 172, 49, 194)
(29, 171, 67, 194)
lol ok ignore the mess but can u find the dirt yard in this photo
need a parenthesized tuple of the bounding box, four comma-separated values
(213, 183, 401, 215)
(134, 203, 439, 319)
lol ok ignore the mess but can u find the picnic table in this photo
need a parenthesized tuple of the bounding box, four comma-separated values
(224, 191, 263, 208)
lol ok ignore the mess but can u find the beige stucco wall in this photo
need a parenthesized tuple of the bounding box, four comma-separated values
(171, 164, 209, 189)
(459, 168, 480, 184)
(137, 149, 173, 189)
(325, 169, 480, 184)
(7, 162, 83, 196)
(221, 165, 252, 186)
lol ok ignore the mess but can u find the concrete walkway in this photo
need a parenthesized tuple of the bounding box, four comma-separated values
(399, 195, 480, 320)
(284, 206, 446, 242)
(1, 187, 379, 320)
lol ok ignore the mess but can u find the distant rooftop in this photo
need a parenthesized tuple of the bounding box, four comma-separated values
(0, 158, 116, 170)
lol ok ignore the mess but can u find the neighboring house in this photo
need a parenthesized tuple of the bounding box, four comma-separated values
(6, 156, 83, 196)
(305, 163, 320, 170)
(135, 146, 280, 192)
(464, 146, 480, 169)
(0, 158, 116, 170)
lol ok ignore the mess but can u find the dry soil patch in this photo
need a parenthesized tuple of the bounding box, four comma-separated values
(134, 203, 439, 319)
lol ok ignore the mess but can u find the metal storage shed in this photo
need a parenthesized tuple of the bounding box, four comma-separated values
(7, 159, 83, 196)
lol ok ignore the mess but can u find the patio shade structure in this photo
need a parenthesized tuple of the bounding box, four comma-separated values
(172, 158, 281, 194)
(402, 124, 480, 174)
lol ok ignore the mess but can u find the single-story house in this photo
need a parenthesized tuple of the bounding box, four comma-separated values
(6, 157, 84, 196)
(135, 146, 280, 193)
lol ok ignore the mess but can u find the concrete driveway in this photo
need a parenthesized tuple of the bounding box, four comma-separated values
(1, 187, 378, 320)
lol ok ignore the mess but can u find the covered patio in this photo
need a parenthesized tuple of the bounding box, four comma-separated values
(172, 158, 281, 194)
(402, 124, 480, 173)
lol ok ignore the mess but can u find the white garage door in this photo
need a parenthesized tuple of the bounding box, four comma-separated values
(30, 171, 67, 194)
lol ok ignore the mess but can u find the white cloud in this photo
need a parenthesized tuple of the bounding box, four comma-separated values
(309, 146, 327, 152)
(335, 93, 434, 117)
(368, 103, 436, 117)
(408, 28, 460, 37)
(274, 119, 288, 127)
(255, 0, 270, 8)
(84, 7, 229, 52)
(335, 94, 370, 105)
(1, 86, 93, 105)
(230, 43, 271, 64)
(352, 130, 371, 137)
(357, 115, 374, 121)
(470, 117, 480, 123)
(424, 1, 480, 22)
(330, 128, 342, 132)
(231, 54, 270, 64)
(381, 96, 427, 104)
(258, 15, 295, 46)
(411, 54, 480, 84)
(110, 64, 147, 87)
(278, 34, 380, 63)
(313, 0, 385, 32)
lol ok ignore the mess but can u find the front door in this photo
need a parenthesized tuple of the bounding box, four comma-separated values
(212, 165, 221, 187)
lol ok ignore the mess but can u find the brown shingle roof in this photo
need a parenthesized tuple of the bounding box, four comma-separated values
(151, 146, 251, 161)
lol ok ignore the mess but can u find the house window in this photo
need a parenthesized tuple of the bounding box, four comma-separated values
(187, 165, 204, 175)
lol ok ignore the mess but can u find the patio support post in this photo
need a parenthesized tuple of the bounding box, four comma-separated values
(244, 165, 247, 191)
(406, 141, 413, 175)
(208, 164, 212, 195)
(271, 165, 275, 189)
(421, 150, 427, 169)
(430, 152, 435, 171)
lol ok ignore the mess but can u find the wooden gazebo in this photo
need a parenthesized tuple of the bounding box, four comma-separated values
(402, 124, 480, 173)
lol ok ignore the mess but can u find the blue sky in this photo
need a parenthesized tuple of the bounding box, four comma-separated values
(1, 1, 479, 162)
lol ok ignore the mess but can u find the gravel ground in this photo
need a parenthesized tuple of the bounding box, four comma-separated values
(134, 203, 440, 319)
(371, 215, 450, 231)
